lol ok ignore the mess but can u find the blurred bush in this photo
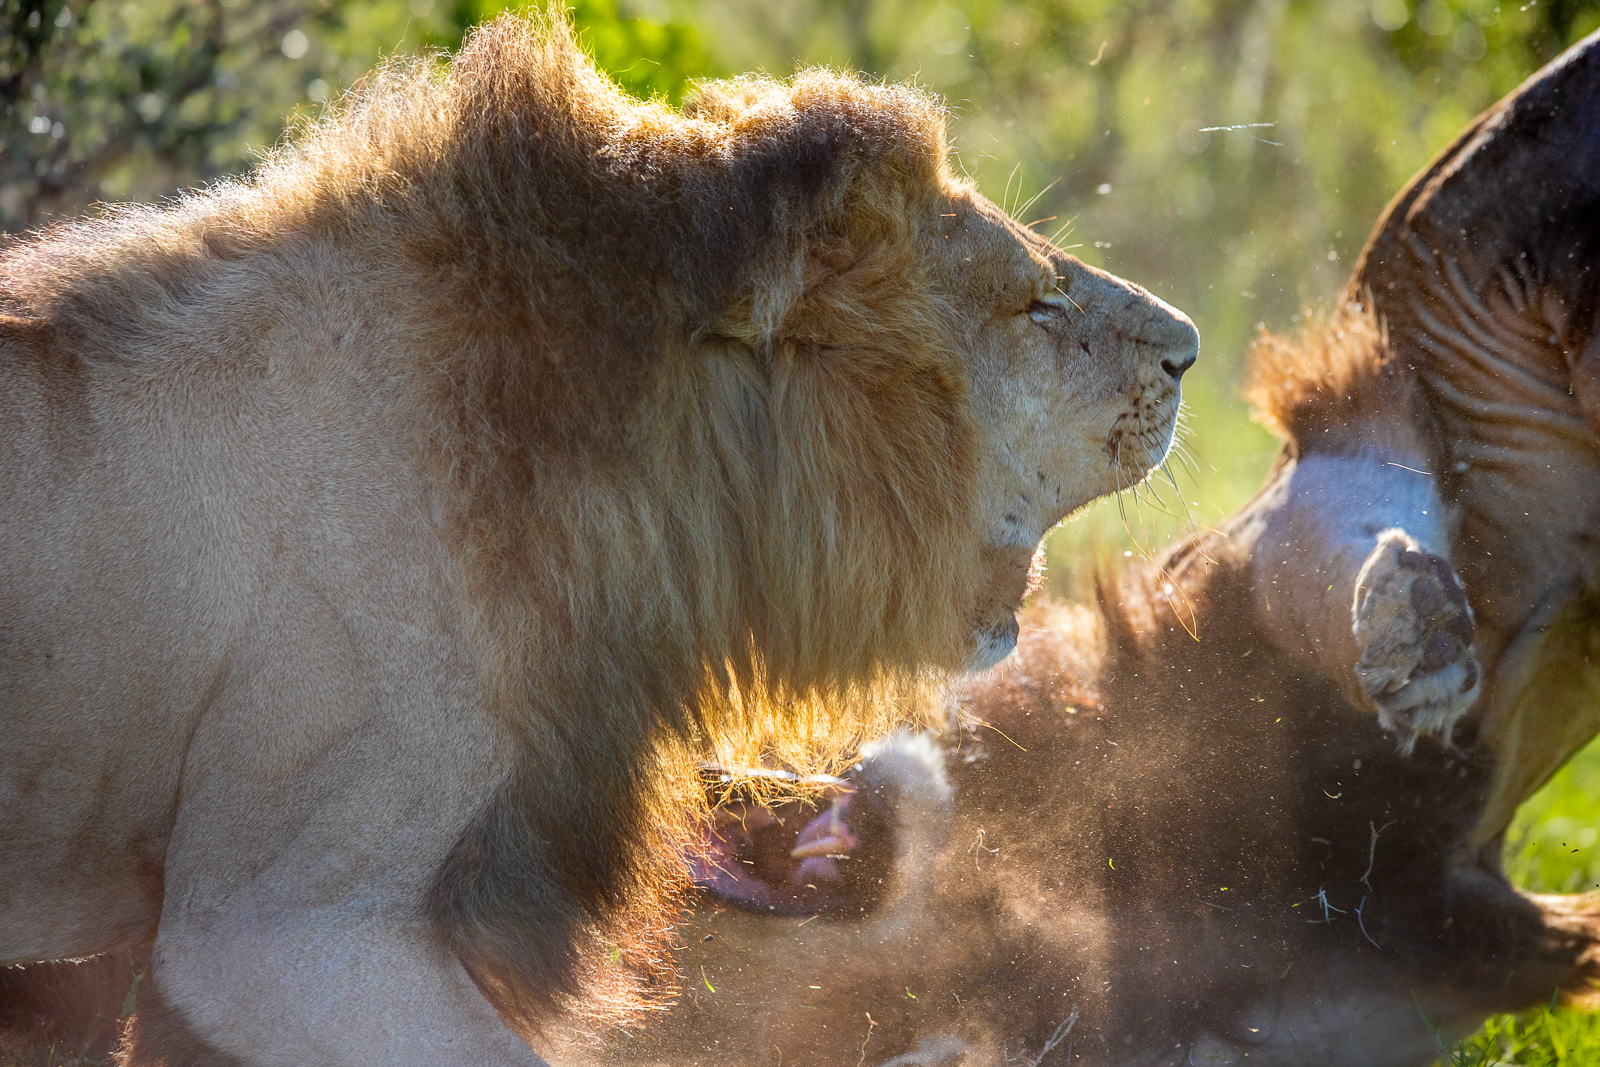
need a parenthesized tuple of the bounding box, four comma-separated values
(0, 0, 711, 230)
(9, 0, 1597, 345)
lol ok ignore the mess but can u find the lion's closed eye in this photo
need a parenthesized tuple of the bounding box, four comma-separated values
(1027, 299, 1062, 324)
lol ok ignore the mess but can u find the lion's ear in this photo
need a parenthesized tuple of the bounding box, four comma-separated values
(1353, 30, 1600, 330)
(709, 235, 929, 351)
(681, 75, 787, 124)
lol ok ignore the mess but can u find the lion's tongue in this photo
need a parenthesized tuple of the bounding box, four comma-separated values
(789, 795, 857, 859)
(691, 794, 858, 912)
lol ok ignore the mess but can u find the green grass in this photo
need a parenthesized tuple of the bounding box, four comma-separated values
(1427, 737, 1600, 1065)
(1434, 1007, 1600, 1067)
(1506, 738, 1600, 897)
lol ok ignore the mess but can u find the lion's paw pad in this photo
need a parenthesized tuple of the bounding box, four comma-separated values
(1352, 531, 1480, 749)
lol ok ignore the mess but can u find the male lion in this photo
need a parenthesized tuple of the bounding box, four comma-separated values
(0, 12, 1198, 1066)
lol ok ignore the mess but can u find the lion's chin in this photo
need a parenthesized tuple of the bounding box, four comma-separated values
(1107, 404, 1182, 496)
(961, 543, 1042, 674)
(964, 614, 1020, 674)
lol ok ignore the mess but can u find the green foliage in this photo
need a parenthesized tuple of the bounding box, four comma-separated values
(1436, 1003, 1600, 1066)
(449, 0, 717, 102)
(0, 0, 454, 230)
(571, 0, 715, 103)
(0, 0, 711, 230)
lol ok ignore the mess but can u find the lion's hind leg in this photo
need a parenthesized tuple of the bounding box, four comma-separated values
(121, 599, 555, 1067)
(1251, 452, 1480, 748)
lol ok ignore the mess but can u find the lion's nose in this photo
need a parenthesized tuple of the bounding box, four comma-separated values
(1145, 298, 1199, 381)
(1162, 346, 1197, 381)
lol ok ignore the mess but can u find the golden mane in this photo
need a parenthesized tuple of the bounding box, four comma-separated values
(391, 19, 986, 1025)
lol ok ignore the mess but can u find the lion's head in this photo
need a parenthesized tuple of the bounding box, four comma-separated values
(679, 74, 1199, 677)
(917, 196, 1199, 669)
(221, 16, 1202, 764)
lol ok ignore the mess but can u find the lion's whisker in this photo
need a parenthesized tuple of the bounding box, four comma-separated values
(1134, 483, 1185, 523)
(1167, 441, 1203, 483)
(1002, 162, 1022, 215)
(1014, 177, 1061, 223)
(1158, 462, 1198, 527)
(1048, 214, 1078, 246)
(1125, 477, 1159, 558)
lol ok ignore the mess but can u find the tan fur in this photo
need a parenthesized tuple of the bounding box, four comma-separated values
(1245, 296, 1432, 460)
(0, 13, 1196, 1063)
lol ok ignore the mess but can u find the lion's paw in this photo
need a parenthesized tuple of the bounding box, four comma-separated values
(1352, 530, 1480, 751)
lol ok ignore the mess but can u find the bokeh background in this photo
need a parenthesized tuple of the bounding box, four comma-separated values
(7, 0, 1600, 1060)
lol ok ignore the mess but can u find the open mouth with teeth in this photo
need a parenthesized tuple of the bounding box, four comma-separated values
(690, 768, 891, 917)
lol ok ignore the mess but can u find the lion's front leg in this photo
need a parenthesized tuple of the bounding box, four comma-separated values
(129, 905, 548, 1067)
(1251, 451, 1480, 749)
(120, 611, 554, 1067)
